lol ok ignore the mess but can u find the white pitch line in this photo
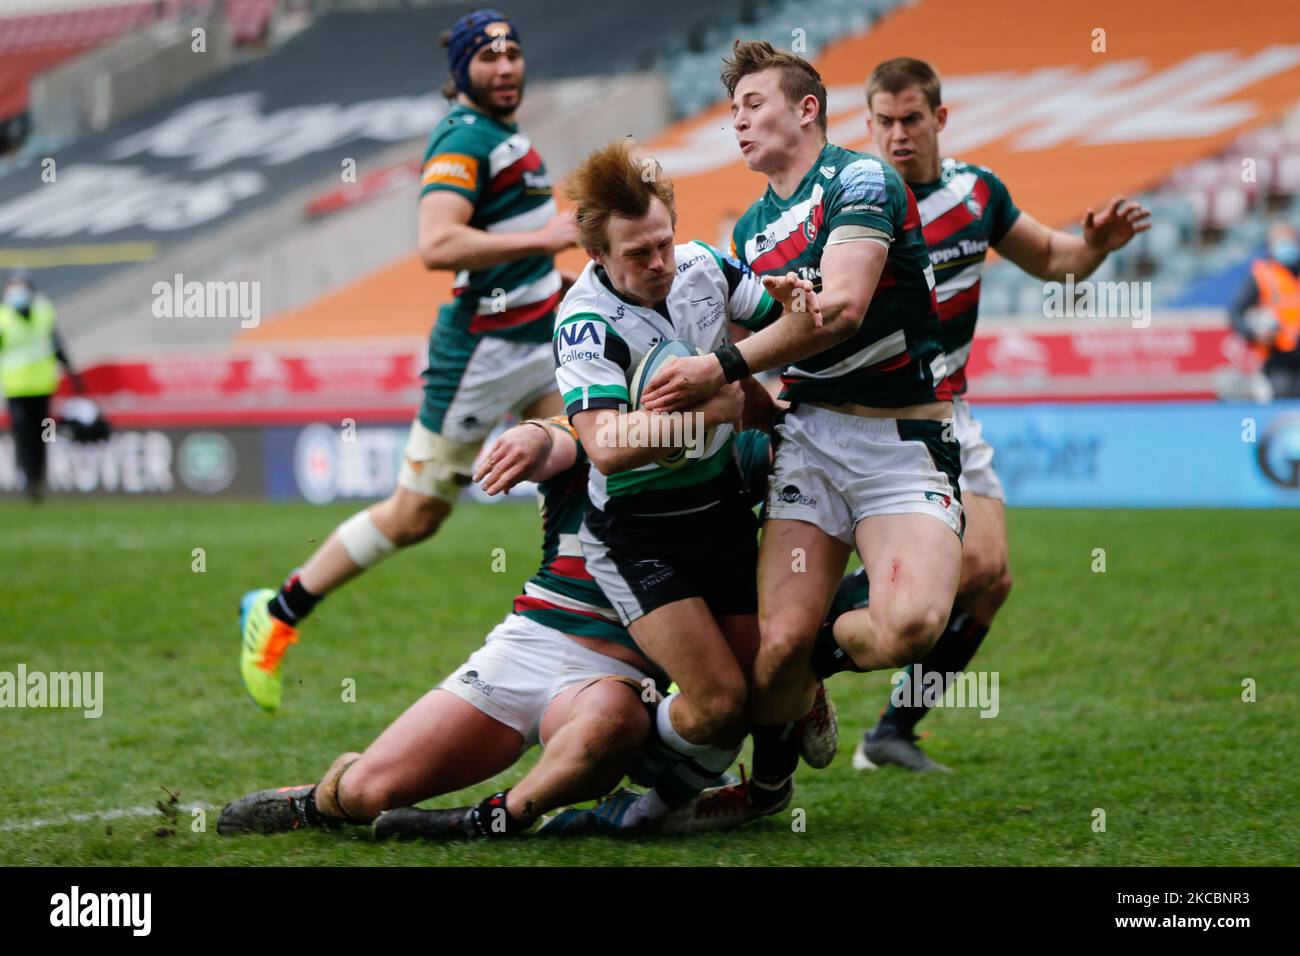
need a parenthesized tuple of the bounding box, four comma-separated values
(0, 802, 221, 833)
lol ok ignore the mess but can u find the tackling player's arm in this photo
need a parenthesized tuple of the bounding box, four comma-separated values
(417, 191, 576, 272)
(809, 236, 886, 331)
(738, 373, 780, 434)
(474, 417, 581, 496)
(714, 239, 884, 383)
(643, 181, 891, 412)
(995, 195, 1151, 282)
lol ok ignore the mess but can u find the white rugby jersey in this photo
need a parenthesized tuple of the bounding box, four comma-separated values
(553, 240, 781, 513)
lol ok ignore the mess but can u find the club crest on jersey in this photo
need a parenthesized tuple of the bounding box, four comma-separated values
(803, 203, 824, 242)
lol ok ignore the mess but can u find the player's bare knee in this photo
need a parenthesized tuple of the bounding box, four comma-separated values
(959, 546, 1001, 597)
(395, 499, 447, 545)
(693, 678, 748, 741)
(579, 702, 648, 758)
(985, 565, 1013, 611)
(882, 607, 946, 667)
(370, 489, 447, 547)
(341, 757, 430, 820)
(758, 617, 816, 680)
(335, 769, 384, 819)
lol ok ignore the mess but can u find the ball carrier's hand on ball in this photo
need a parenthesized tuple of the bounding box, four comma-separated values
(641, 272, 821, 413)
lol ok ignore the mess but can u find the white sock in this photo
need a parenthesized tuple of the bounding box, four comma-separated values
(623, 789, 672, 827)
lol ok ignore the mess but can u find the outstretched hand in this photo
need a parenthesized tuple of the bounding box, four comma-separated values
(1082, 196, 1151, 253)
(762, 271, 823, 327)
(473, 424, 551, 495)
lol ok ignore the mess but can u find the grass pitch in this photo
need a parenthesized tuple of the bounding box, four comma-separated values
(1, 499, 1296, 866)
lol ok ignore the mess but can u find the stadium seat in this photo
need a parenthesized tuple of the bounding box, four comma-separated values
(0, 1, 284, 126)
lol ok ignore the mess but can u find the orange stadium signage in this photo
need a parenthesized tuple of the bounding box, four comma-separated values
(248, 0, 1300, 341)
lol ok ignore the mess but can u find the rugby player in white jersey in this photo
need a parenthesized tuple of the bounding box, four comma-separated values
(236, 9, 578, 713)
(550, 139, 848, 829)
(835, 57, 1149, 771)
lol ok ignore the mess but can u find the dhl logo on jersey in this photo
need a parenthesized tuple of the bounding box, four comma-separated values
(422, 153, 479, 191)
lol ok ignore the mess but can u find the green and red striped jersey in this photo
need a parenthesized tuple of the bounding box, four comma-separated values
(513, 437, 632, 646)
(420, 103, 560, 344)
(910, 158, 1020, 395)
(731, 142, 949, 408)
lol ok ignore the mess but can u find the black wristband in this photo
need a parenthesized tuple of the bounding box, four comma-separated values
(714, 343, 750, 384)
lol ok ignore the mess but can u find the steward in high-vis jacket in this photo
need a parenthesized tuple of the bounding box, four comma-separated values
(0, 272, 82, 501)
(1231, 222, 1300, 400)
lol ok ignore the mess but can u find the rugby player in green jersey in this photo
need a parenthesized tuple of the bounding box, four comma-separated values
(219, 418, 782, 839)
(236, 10, 578, 712)
(831, 58, 1150, 771)
(643, 41, 965, 815)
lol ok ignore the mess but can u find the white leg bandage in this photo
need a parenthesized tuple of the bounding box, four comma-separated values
(338, 510, 398, 568)
(656, 693, 711, 757)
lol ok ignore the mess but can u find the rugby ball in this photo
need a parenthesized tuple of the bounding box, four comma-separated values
(629, 338, 714, 468)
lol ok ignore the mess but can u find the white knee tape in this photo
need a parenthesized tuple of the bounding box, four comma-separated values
(338, 510, 398, 568)
(656, 693, 711, 757)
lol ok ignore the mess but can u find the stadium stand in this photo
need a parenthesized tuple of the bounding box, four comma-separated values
(0, 0, 708, 364)
(983, 106, 1300, 318)
(4, 0, 1300, 455)
(0, 1, 284, 137)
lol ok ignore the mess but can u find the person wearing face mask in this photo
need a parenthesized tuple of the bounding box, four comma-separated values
(1230, 221, 1300, 399)
(0, 271, 82, 502)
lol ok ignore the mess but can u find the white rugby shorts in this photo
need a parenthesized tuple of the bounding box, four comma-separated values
(439, 614, 651, 747)
(952, 396, 1005, 502)
(765, 403, 964, 543)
